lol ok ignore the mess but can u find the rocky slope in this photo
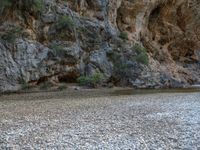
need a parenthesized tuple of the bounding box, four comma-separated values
(0, 0, 200, 92)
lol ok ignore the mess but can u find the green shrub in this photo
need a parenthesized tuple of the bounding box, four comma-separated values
(77, 73, 103, 87)
(31, 0, 44, 13)
(0, 0, 11, 15)
(0, 0, 44, 16)
(90, 73, 103, 86)
(57, 15, 74, 29)
(77, 27, 87, 33)
(50, 44, 65, 56)
(132, 43, 149, 65)
(119, 32, 128, 41)
(21, 0, 44, 13)
(133, 43, 146, 53)
(77, 76, 90, 86)
(0, 0, 12, 10)
(135, 53, 149, 65)
(1, 26, 23, 43)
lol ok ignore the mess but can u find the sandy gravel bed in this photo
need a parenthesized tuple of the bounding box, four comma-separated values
(0, 90, 200, 149)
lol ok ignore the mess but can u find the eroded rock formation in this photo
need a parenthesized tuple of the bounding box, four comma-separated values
(0, 0, 199, 92)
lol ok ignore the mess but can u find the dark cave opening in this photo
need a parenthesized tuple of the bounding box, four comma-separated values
(58, 72, 80, 83)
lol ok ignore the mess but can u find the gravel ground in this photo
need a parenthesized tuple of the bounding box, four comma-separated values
(0, 90, 200, 149)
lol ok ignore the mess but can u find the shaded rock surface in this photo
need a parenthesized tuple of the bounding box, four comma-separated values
(0, 0, 200, 92)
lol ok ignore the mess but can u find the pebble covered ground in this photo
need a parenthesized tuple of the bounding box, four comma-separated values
(0, 90, 200, 149)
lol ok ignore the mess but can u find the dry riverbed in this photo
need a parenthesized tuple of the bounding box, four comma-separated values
(0, 89, 200, 149)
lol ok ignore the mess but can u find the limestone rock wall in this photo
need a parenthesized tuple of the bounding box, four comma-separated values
(0, 0, 199, 92)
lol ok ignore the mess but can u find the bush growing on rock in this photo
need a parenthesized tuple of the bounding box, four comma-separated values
(132, 43, 149, 65)
(0, 0, 44, 16)
(119, 32, 128, 41)
(57, 15, 74, 30)
(20, 0, 44, 14)
(0, 0, 12, 10)
(77, 27, 87, 33)
(31, 0, 44, 13)
(50, 44, 65, 57)
(0, 0, 12, 14)
(77, 73, 104, 87)
(1, 26, 23, 43)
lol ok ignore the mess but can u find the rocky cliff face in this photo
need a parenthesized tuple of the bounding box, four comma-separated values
(0, 0, 200, 92)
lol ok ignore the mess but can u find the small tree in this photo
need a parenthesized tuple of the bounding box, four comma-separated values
(132, 43, 149, 65)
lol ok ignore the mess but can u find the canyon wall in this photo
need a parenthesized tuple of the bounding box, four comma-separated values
(0, 0, 200, 92)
